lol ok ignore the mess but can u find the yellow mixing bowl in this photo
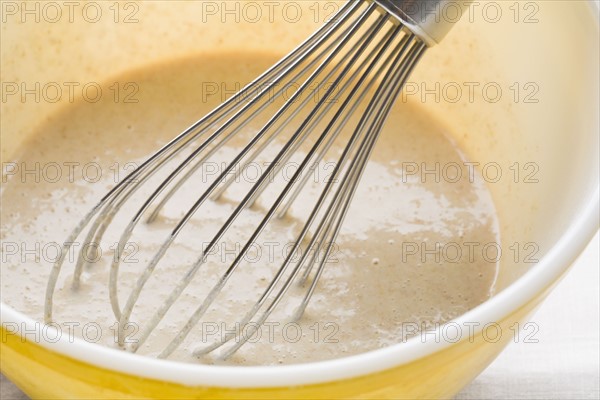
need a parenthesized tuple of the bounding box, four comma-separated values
(1, 1, 598, 398)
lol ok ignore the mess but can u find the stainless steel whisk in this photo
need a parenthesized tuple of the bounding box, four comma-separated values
(45, 0, 469, 359)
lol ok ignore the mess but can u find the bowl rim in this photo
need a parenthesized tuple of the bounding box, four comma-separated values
(1, 0, 599, 389)
(2, 193, 598, 387)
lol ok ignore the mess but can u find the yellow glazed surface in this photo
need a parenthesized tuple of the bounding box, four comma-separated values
(0, 282, 555, 399)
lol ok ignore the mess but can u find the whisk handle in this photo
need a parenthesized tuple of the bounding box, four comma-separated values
(374, 0, 472, 46)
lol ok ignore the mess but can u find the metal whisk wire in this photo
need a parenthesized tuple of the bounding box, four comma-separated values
(43, 0, 470, 360)
(115, 2, 384, 348)
(44, 0, 360, 323)
(125, 1, 393, 353)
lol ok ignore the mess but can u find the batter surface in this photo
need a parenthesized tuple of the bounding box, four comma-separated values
(0, 53, 499, 365)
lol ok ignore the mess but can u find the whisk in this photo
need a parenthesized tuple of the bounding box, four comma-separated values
(45, 0, 469, 359)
